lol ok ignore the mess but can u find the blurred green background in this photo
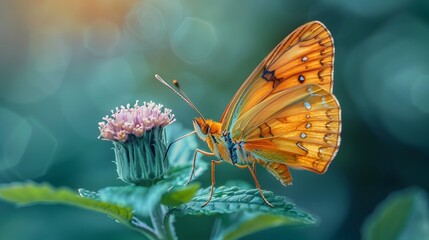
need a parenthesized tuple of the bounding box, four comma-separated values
(1, 0, 429, 239)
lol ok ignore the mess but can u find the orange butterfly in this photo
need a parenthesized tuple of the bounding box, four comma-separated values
(157, 21, 341, 207)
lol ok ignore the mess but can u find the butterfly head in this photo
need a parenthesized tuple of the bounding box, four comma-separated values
(193, 117, 222, 140)
(193, 117, 210, 140)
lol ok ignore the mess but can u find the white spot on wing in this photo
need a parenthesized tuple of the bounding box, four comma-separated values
(321, 96, 330, 108)
(304, 101, 312, 110)
(308, 85, 321, 96)
(300, 132, 307, 139)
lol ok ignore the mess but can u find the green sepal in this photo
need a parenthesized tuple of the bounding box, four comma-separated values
(113, 127, 170, 186)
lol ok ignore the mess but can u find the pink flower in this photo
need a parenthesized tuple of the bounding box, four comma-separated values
(98, 101, 175, 142)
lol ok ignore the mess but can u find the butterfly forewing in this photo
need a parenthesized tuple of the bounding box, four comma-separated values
(220, 21, 335, 131)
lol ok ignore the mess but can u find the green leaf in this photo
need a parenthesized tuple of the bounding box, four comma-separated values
(0, 182, 133, 224)
(97, 180, 200, 216)
(88, 161, 206, 217)
(78, 188, 100, 200)
(172, 185, 316, 225)
(215, 213, 310, 240)
(98, 184, 170, 217)
(161, 183, 201, 206)
(362, 187, 429, 240)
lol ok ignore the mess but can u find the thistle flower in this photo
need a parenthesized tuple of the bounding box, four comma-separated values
(98, 101, 175, 185)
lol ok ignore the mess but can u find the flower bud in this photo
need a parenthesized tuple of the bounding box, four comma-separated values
(99, 101, 175, 185)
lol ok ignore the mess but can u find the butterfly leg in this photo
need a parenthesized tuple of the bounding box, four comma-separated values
(162, 131, 196, 164)
(252, 161, 257, 172)
(201, 159, 223, 207)
(186, 149, 215, 184)
(247, 162, 274, 207)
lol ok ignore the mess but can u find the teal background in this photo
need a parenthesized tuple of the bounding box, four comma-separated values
(1, 0, 429, 239)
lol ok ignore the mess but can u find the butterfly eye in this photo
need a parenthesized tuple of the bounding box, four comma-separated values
(193, 118, 208, 139)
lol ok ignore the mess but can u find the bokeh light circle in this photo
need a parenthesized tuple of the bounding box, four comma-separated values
(126, 2, 165, 49)
(0, 108, 57, 180)
(2, 30, 70, 103)
(0, 108, 32, 172)
(171, 17, 217, 63)
(411, 74, 429, 114)
(84, 20, 121, 56)
(345, 15, 429, 149)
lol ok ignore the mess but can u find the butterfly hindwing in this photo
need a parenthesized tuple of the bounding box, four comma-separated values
(237, 84, 341, 173)
(256, 159, 293, 186)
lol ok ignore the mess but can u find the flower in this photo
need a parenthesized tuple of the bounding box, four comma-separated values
(98, 101, 175, 142)
(98, 101, 175, 185)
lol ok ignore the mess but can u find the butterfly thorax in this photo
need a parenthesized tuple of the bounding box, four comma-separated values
(193, 117, 247, 166)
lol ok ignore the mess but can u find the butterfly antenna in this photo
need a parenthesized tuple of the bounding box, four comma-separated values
(172, 79, 200, 114)
(155, 74, 206, 122)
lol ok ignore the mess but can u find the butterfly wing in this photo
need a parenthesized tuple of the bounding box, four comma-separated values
(220, 21, 334, 130)
(257, 159, 293, 186)
(238, 84, 341, 173)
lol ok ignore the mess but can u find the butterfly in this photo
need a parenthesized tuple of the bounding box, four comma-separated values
(156, 21, 341, 207)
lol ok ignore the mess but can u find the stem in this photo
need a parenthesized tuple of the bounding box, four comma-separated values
(130, 217, 159, 240)
(150, 204, 164, 238)
(150, 204, 176, 240)
(210, 218, 222, 240)
(164, 211, 176, 240)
